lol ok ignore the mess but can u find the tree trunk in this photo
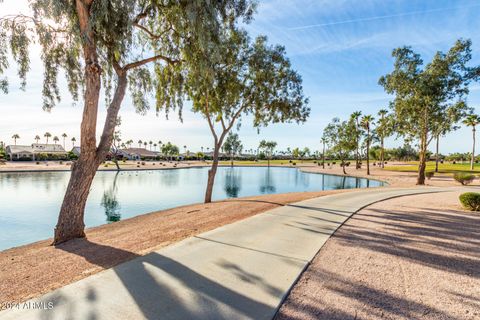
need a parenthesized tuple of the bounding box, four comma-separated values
(322, 142, 325, 169)
(472, 127, 476, 171)
(53, 49, 128, 245)
(366, 127, 370, 175)
(380, 137, 384, 169)
(342, 161, 347, 175)
(435, 134, 439, 173)
(205, 140, 224, 203)
(230, 154, 233, 167)
(416, 134, 427, 185)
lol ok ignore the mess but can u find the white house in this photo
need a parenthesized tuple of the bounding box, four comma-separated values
(6, 144, 67, 161)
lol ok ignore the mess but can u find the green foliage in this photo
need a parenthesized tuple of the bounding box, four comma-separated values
(379, 40, 474, 144)
(453, 172, 475, 185)
(425, 171, 434, 179)
(0, 1, 257, 111)
(459, 192, 480, 211)
(67, 151, 78, 160)
(223, 132, 243, 156)
(161, 142, 179, 158)
(185, 28, 309, 147)
(323, 117, 357, 163)
(259, 140, 277, 159)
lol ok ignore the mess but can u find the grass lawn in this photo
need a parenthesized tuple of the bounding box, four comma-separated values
(384, 161, 480, 174)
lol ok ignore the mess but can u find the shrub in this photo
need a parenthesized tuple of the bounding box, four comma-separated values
(292, 162, 296, 165)
(425, 171, 434, 180)
(332, 161, 336, 165)
(453, 172, 475, 185)
(459, 192, 480, 211)
(36, 161, 40, 165)
(141, 162, 146, 166)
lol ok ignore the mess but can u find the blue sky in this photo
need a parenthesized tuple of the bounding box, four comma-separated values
(1, 0, 480, 153)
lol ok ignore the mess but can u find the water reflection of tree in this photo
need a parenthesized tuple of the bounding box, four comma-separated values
(332, 176, 347, 190)
(259, 168, 276, 193)
(224, 168, 242, 198)
(101, 172, 121, 223)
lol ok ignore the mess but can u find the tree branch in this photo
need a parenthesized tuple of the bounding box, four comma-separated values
(204, 93, 218, 144)
(124, 54, 180, 70)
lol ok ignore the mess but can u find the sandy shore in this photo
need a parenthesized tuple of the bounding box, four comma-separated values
(300, 162, 480, 187)
(276, 191, 480, 320)
(0, 190, 348, 305)
(0, 160, 205, 172)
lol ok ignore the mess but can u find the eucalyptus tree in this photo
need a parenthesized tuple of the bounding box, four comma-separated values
(11, 134, 19, 145)
(184, 29, 309, 203)
(463, 114, 480, 170)
(161, 142, 179, 161)
(0, 0, 256, 244)
(379, 39, 476, 185)
(324, 118, 356, 175)
(361, 115, 375, 175)
(376, 109, 394, 168)
(350, 111, 362, 169)
(259, 140, 278, 167)
(44, 132, 51, 144)
(61, 133, 68, 149)
(223, 132, 243, 166)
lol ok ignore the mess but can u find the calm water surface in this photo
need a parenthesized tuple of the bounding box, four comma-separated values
(0, 167, 384, 250)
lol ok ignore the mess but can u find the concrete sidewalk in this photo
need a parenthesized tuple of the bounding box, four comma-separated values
(0, 187, 448, 320)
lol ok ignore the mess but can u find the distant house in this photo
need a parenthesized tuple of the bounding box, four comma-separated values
(6, 144, 67, 161)
(71, 146, 81, 157)
(118, 148, 158, 160)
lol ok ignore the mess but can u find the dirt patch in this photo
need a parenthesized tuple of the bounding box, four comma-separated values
(0, 189, 348, 304)
(276, 191, 480, 320)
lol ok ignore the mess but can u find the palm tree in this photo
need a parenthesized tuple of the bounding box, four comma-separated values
(361, 115, 375, 175)
(53, 136, 60, 145)
(34, 135, 40, 144)
(153, 143, 157, 151)
(44, 132, 52, 144)
(350, 111, 362, 169)
(61, 133, 68, 149)
(149, 141, 153, 150)
(377, 109, 388, 169)
(11, 134, 20, 145)
(71, 137, 76, 148)
(138, 140, 142, 148)
(463, 114, 480, 170)
(143, 141, 147, 148)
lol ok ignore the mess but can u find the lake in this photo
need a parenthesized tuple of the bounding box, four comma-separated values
(0, 166, 385, 250)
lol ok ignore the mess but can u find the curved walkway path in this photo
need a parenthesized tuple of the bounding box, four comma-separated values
(0, 187, 452, 320)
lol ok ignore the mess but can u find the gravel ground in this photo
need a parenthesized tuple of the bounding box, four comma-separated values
(276, 191, 480, 320)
